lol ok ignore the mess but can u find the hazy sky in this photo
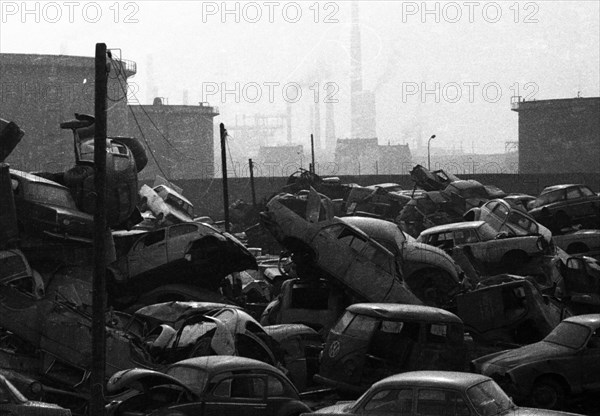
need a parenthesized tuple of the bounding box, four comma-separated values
(1, 1, 599, 154)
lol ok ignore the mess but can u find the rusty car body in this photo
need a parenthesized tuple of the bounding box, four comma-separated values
(261, 192, 422, 305)
(315, 304, 466, 394)
(472, 314, 600, 410)
(417, 220, 549, 269)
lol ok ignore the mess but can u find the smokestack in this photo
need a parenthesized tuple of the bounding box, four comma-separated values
(326, 101, 336, 150)
(314, 102, 321, 149)
(286, 102, 292, 144)
(350, 1, 362, 95)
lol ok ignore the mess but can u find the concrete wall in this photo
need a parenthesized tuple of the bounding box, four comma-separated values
(515, 97, 600, 174)
(153, 172, 600, 220)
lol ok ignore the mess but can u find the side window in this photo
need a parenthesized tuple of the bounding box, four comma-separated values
(566, 187, 582, 200)
(344, 314, 377, 339)
(337, 227, 367, 253)
(362, 243, 392, 274)
(369, 321, 420, 361)
(169, 224, 199, 238)
(580, 186, 595, 197)
(227, 376, 265, 399)
(491, 204, 509, 222)
(363, 389, 413, 413)
(425, 323, 448, 344)
(507, 212, 538, 234)
(417, 389, 470, 416)
(266, 375, 286, 397)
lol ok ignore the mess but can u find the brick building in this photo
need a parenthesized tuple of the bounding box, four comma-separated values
(128, 99, 219, 180)
(512, 97, 600, 173)
(0, 53, 134, 172)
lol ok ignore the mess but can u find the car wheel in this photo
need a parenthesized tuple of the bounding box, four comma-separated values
(531, 377, 566, 410)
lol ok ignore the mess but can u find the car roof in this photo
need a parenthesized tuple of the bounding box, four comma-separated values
(419, 221, 486, 235)
(337, 217, 403, 241)
(171, 356, 283, 376)
(446, 180, 483, 189)
(563, 314, 600, 328)
(541, 184, 580, 194)
(347, 303, 462, 324)
(375, 371, 490, 390)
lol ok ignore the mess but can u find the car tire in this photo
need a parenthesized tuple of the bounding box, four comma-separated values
(531, 377, 566, 410)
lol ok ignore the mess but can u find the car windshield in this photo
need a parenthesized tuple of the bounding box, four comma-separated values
(166, 365, 209, 396)
(467, 380, 513, 416)
(23, 182, 78, 209)
(544, 321, 591, 349)
(506, 212, 538, 235)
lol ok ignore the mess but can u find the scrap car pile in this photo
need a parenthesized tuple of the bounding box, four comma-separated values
(1, 116, 600, 415)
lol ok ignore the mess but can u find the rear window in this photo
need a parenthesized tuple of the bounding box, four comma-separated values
(166, 365, 209, 395)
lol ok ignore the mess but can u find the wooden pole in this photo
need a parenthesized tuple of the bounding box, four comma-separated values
(91, 42, 108, 416)
(310, 133, 315, 174)
(249, 158, 257, 208)
(220, 123, 230, 232)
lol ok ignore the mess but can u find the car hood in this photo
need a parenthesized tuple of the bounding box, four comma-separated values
(402, 242, 460, 280)
(311, 401, 355, 415)
(106, 368, 194, 395)
(481, 341, 571, 370)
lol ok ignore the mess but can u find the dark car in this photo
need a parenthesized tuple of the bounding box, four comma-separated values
(105, 356, 311, 416)
(315, 304, 466, 394)
(0, 373, 72, 416)
(529, 184, 600, 231)
(9, 169, 94, 243)
(472, 314, 600, 410)
(304, 371, 580, 416)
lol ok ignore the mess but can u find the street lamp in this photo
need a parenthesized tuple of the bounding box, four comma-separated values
(427, 134, 436, 170)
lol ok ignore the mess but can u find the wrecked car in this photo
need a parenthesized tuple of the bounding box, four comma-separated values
(417, 220, 549, 269)
(472, 314, 600, 410)
(260, 278, 349, 335)
(0, 373, 72, 416)
(529, 184, 600, 232)
(9, 169, 94, 244)
(558, 256, 600, 313)
(456, 277, 566, 345)
(553, 229, 600, 258)
(305, 371, 578, 416)
(261, 191, 422, 305)
(410, 165, 460, 191)
(344, 185, 411, 221)
(445, 180, 505, 210)
(105, 356, 311, 416)
(0, 118, 24, 163)
(338, 216, 463, 308)
(315, 303, 466, 394)
(108, 222, 257, 297)
(465, 198, 552, 243)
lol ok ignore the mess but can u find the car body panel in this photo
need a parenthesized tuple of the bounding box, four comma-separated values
(473, 315, 600, 406)
(529, 185, 600, 231)
(0, 374, 71, 416)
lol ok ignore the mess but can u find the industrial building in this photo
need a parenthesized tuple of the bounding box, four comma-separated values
(512, 96, 600, 174)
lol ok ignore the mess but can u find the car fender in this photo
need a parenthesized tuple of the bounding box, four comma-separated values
(507, 361, 577, 395)
(276, 400, 312, 416)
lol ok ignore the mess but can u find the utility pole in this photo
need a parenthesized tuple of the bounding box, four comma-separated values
(428, 134, 436, 170)
(91, 42, 108, 416)
(249, 158, 257, 208)
(220, 123, 230, 232)
(310, 133, 315, 174)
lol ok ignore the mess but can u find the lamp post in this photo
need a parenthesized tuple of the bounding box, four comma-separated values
(427, 134, 436, 170)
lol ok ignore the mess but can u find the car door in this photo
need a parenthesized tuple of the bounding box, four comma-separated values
(167, 223, 205, 262)
(127, 229, 167, 276)
(579, 329, 600, 391)
(203, 374, 268, 416)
